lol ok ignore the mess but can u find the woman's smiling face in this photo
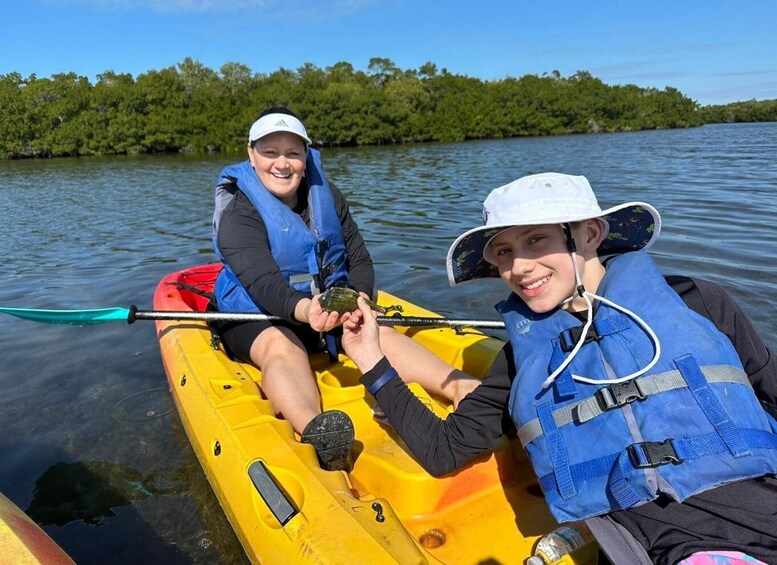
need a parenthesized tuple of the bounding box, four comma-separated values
(248, 131, 307, 206)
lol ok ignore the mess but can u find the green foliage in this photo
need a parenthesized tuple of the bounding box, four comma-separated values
(0, 58, 722, 159)
(699, 99, 777, 124)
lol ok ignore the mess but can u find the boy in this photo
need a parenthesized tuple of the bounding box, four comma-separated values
(343, 173, 777, 564)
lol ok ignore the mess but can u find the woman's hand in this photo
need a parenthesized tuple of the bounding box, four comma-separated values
(306, 294, 347, 332)
(342, 296, 385, 372)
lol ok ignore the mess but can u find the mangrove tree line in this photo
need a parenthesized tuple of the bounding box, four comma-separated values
(0, 57, 709, 159)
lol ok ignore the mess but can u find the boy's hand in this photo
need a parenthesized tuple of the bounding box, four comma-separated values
(342, 296, 384, 372)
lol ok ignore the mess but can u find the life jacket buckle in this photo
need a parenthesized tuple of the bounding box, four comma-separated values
(318, 248, 345, 282)
(560, 324, 602, 352)
(628, 439, 683, 469)
(596, 379, 646, 411)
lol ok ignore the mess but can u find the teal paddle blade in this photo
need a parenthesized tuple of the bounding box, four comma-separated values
(0, 306, 131, 325)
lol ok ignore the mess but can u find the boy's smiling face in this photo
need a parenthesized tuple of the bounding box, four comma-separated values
(489, 220, 607, 313)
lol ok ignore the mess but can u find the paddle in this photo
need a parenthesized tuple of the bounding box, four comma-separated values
(0, 305, 506, 329)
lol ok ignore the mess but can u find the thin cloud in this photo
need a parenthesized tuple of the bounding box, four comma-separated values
(593, 60, 777, 86)
(586, 40, 730, 82)
(48, 0, 376, 14)
(596, 68, 688, 82)
(587, 60, 686, 82)
(635, 42, 729, 57)
(47, 0, 269, 10)
(615, 71, 687, 82)
(716, 69, 777, 78)
(589, 60, 657, 75)
(696, 80, 777, 104)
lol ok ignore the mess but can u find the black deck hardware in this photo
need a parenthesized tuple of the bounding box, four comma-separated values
(248, 460, 298, 526)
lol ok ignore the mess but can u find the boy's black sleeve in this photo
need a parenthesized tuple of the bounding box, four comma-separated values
(360, 346, 515, 476)
(667, 275, 777, 413)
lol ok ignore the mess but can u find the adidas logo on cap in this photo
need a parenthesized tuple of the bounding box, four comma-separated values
(249, 112, 311, 144)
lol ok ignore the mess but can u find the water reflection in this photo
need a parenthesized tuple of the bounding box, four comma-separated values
(27, 460, 166, 526)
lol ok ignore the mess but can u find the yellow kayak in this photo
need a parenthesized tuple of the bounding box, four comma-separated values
(153, 264, 598, 564)
(0, 492, 74, 565)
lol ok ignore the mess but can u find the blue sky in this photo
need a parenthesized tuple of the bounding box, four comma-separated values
(2, 0, 776, 105)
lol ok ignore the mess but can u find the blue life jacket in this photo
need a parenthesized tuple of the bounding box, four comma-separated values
(500, 251, 777, 523)
(212, 149, 349, 313)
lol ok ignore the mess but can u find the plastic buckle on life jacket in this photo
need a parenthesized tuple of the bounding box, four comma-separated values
(332, 281, 357, 291)
(627, 439, 683, 469)
(560, 324, 602, 352)
(596, 379, 646, 411)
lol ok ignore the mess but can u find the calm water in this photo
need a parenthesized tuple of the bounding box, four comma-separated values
(1, 123, 776, 563)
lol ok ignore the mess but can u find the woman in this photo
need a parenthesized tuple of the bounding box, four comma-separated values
(212, 108, 480, 471)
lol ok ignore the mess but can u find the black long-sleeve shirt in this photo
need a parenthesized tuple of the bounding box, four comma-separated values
(361, 276, 777, 565)
(216, 180, 374, 321)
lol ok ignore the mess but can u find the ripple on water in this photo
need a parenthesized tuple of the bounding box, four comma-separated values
(112, 387, 174, 423)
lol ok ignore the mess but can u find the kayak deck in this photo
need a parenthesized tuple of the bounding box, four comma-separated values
(153, 264, 598, 564)
(0, 492, 74, 565)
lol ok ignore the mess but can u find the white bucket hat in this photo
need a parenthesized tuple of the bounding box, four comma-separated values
(446, 172, 661, 286)
(248, 112, 311, 145)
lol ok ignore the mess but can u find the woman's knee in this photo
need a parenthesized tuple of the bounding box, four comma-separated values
(250, 327, 307, 366)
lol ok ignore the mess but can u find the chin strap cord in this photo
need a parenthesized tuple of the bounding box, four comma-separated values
(541, 224, 662, 390)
